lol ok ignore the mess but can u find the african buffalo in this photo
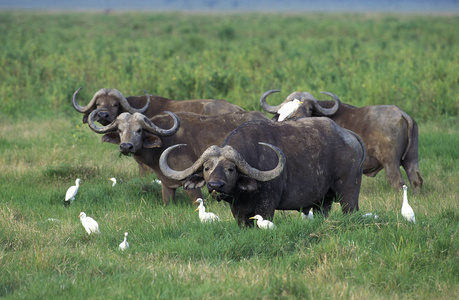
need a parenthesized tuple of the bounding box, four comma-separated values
(87, 109, 269, 204)
(74, 87, 245, 176)
(159, 118, 366, 226)
(73, 87, 244, 125)
(261, 90, 423, 193)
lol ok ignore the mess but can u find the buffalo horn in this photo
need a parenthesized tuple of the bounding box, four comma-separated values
(159, 142, 286, 182)
(72, 87, 108, 113)
(260, 89, 282, 114)
(87, 108, 120, 133)
(139, 111, 180, 136)
(112, 89, 150, 114)
(313, 92, 341, 116)
(159, 144, 222, 181)
(221, 142, 285, 182)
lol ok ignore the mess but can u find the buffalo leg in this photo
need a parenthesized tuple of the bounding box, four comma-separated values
(161, 185, 176, 205)
(229, 205, 253, 227)
(402, 116, 423, 193)
(318, 198, 333, 217)
(185, 189, 203, 204)
(383, 163, 405, 190)
(401, 149, 423, 193)
(336, 179, 361, 214)
(403, 163, 423, 193)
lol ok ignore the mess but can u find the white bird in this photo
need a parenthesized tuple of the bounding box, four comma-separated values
(65, 178, 81, 204)
(277, 99, 303, 121)
(249, 215, 277, 230)
(78, 212, 101, 235)
(154, 179, 162, 185)
(108, 177, 117, 187)
(119, 232, 129, 251)
(194, 198, 220, 223)
(301, 209, 314, 220)
(401, 184, 416, 224)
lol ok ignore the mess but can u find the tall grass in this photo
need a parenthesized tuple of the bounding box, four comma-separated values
(0, 11, 458, 299)
(0, 12, 458, 120)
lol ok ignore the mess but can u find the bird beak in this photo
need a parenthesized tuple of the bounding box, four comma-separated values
(249, 217, 255, 220)
(194, 207, 199, 212)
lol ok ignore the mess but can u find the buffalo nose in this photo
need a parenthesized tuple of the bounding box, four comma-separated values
(119, 143, 134, 154)
(207, 181, 225, 192)
(97, 111, 110, 120)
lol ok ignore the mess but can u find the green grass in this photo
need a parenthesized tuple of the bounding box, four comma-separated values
(1, 11, 459, 299)
(1, 12, 458, 120)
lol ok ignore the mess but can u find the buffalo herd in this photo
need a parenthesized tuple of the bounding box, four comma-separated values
(72, 87, 423, 227)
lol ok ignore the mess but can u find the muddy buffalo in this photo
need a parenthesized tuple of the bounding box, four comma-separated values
(87, 109, 269, 204)
(75, 87, 245, 175)
(73, 87, 244, 125)
(160, 118, 366, 226)
(261, 90, 423, 193)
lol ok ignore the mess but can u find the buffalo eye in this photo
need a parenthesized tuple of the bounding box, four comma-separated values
(135, 129, 142, 135)
(204, 167, 210, 172)
(227, 168, 234, 173)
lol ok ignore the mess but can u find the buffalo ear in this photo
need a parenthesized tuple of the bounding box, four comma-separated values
(143, 134, 162, 148)
(183, 173, 206, 190)
(237, 176, 258, 192)
(102, 133, 120, 144)
(83, 113, 89, 124)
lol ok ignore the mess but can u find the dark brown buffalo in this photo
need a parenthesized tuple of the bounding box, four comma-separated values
(74, 87, 245, 176)
(73, 87, 244, 125)
(87, 109, 269, 204)
(261, 90, 423, 193)
(159, 118, 366, 226)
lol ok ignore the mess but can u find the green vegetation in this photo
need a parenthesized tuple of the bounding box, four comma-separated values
(1, 11, 458, 299)
(1, 12, 458, 120)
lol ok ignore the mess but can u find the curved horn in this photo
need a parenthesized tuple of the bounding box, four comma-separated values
(159, 144, 222, 181)
(139, 111, 180, 136)
(312, 92, 341, 116)
(72, 87, 108, 113)
(260, 89, 282, 114)
(222, 142, 285, 182)
(87, 108, 119, 134)
(111, 89, 150, 114)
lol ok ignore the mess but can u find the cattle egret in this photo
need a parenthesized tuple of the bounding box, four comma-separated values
(301, 209, 314, 220)
(194, 198, 220, 223)
(119, 232, 129, 251)
(78, 212, 101, 235)
(277, 99, 303, 121)
(108, 177, 117, 187)
(65, 178, 81, 205)
(250, 215, 277, 230)
(401, 185, 416, 224)
(154, 179, 162, 185)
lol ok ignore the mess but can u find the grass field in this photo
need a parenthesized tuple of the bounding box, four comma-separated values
(1, 11, 459, 299)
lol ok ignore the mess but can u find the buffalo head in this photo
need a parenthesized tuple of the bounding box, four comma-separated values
(260, 89, 341, 119)
(159, 142, 285, 201)
(87, 108, 179, 155)
(73, 87, 151, 125)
